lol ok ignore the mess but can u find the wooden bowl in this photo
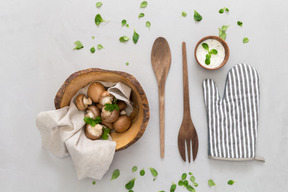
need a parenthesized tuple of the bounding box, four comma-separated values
(194, 36, 229, 70)
(54, 68, 150, 151)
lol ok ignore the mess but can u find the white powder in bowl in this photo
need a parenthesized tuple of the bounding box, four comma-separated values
(196, 39, 225, 69)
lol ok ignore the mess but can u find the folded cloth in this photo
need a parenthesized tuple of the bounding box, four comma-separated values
(202, 63, 264, 161)
(36, 82, 132, 179)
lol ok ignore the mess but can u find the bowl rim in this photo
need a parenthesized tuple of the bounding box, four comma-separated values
(54, 68, 150, 151)
(194, 35, 230, 70)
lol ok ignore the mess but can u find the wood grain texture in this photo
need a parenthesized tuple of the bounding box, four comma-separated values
(54, 68, 150, 151)
(194, 35, 230, 70)
(151, 37, 171, 159)
(177, 42, 199, 162)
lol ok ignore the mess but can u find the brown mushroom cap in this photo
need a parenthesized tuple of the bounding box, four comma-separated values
(117, 100, 127, 111)
(75, 94, 92, 111)
(101, 107, 119, 123)
(87, 82, 106, 103)
(88, 105, 100, 117)
(102, 120, 114, 130)
(99, 91, 114, 106)
(85, 124, 103, 140)
(113, 115, 132, 133)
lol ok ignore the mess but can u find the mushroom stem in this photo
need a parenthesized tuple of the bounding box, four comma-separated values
(83, 97, 92, 105)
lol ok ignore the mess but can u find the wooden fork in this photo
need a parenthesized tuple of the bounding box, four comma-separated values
(177, 42, 199, 162)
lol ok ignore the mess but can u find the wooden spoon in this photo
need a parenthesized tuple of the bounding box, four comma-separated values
(151, 37, 171, 158)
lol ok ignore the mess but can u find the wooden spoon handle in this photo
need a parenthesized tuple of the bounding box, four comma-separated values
(182, 42, 191, 115)
(158, 83, 165, 158)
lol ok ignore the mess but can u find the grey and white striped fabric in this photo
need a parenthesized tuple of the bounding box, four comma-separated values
(203, 63, 261, 160)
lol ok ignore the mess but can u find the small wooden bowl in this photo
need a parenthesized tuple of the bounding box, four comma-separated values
(194, 36, 229, 70)
(54, 68, 150, 151)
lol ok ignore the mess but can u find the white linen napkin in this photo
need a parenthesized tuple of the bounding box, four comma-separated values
(36, 82, 132, 179)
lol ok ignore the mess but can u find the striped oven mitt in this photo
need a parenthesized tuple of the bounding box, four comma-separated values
(203, 63, 264, 161)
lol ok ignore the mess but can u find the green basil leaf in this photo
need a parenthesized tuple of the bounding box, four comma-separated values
(119, 36, 129, 43)
(132, 166, 138, 173)
(181, 173, 187, 180)
(146, 21, 151, 29)
(221, 25, 229, 31)
(90, 47, 95, 53)
(111, 169, 120, 181)
(219, 9, 224, 14)
(138, 13, 145, 18)
(202, 43, 209, 51)
(243, 37, 249, 44)
(194, 182, 198, 187)
(126, 62, 129, 66)
(225, 7, 229, 12)
(205, 54, 211, 65)
(182, 11, 187, 17)
(219, 28, 227, 40)
(237, 21, 243, 27)
(208, 179, 216, 186)
(209, 49, 218, 55)
(126, 24, 129, 28)
(189, 172, 193, 175)
(125, 178, 136, 190)
(170, 183, 177, 192)
(178, 180, 184, 186)
(101, 127, 110, 140)
(73, 41, 84, 50)
(140, 169, 145, 176)
(183, 180, 188, 187)
(96, 2, 102, 8)
(190, 176, 195, 182)
(227, 180, 235, 185)
(121, 19, 127, 26)
(128, 190, 134, 192)
(140, 1, 148, 8)
(84, 117, 101, 127)
(95, 14, 105, 27)
(92, 181, 96, 185)
(149, 168, 158, 177)
(97, 44, 103, 50)
(186, 185, 195, 192)
(133, 30, 140, 44)
(194, 10, 202, 21)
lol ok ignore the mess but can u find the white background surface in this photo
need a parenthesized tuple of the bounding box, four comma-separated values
(1, 0, 287, 191)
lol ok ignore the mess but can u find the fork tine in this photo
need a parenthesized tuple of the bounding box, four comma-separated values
(178, 137, 186, 162)
(192, 130, 199, 161)
(186, 139, 191, 163)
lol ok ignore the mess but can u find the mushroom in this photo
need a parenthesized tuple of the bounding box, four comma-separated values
(85, 105, 100, 119)
(101, 107, 119, 123)
(75, 94, 92, 111)
(102, 120, 114, 130)
(99, 91, 114, 106)
(85, 124, 103, 140)
(113, 115, 132, 133)
(87, 82, 106, 103)
(117, 100, 127, 111)
(120, 110, 127, 115)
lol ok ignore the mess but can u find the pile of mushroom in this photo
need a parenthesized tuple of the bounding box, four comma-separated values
(75, 82, 132, 140)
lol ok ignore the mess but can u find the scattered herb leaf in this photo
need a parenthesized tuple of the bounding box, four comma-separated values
(186, 185, 195, 192)
(104, 100, 119, 112)
(101, 127, 110, 140)
(194, 182, 198, 187)
(183, 180, 188, 187)
(126, 24, 129, 28)
(111, 169, 120, 181)
(84, 117, 101, 127)
(146, 21, 151, 29)
(121, 19, 127, 26)
(132, 166, 138, 173)
(133, 30, 140, 44)
(243, 37, 249, 44)
(178, 180, 184, 186)
(170, 183, 177, 192)
(202, 43, 209, 51)
(225, 8, 229, 12)
(140, 169, 145, 176)
(159, 191, 165, 192)
(97, 44, 104, 50)
(222, 25, 230, 31)
(237, 21, 243, 27)
(205, 54, 211, 65)
(92, 181, 96, 185)
(189, 172, 193, 175)
(182, 11, 187, 17)
(92, 36, 95, 39)
(209, 49, 218, 55)
(153, 178, 156, 181)
(149, 168, 158, 177)
(140, 1, 148, 8)
(95, 14, 105, 27)
(125, 178, 136, 190)
(96, 2, 102, 8)
(190, 176, 195, 183)
(129, 190, 134, 192)
(208, 179, 216, 186)
(194, 10, 202, 21)
(119, 36, 129, 43)
(138, 13, 145, 18)
(219, 9, 224, 14)
(90, 47, 95, 53)
(126, 62, 129, 66)
(228, 180, 235, 185)
(73, 41, 84, 50)
(219, 25, 229, 40)
(181, 173, 187, 180)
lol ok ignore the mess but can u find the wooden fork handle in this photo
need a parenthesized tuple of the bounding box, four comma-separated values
(182, 42, 191, 115)
(158, 83, 165, 159)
